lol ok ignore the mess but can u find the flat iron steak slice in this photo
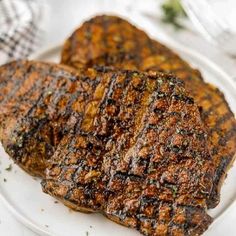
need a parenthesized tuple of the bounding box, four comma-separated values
(0, 60, 101, 177)
(61, 15, 236, 208)
(42, 69, 214, 236)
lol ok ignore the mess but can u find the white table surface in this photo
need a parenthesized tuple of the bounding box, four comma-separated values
(0, 0, 236, 235)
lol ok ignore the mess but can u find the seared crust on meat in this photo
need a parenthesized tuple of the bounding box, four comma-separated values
(61, 15, 236, 208)
(0, 60, 98, 177)
(42, 68, 214, 236)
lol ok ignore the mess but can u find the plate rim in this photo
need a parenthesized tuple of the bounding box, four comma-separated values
(0, 186, 53, 236)
(1, 41, 236, 236)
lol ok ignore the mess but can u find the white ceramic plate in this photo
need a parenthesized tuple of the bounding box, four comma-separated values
(1, 17, 236, 236)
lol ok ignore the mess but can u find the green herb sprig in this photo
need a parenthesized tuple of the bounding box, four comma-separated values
(161, 0, 187, 29)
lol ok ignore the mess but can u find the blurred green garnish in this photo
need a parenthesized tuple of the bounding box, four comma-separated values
(161, 0, 187, 29)
(5, 164, 12, 171)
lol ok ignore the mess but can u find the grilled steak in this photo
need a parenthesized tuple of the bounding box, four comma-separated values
(42, 68, 214, 236)
(61, 15, 236, 208)
(0, 60, 98, 177)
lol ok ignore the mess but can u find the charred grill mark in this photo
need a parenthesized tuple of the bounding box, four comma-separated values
(130, 21, 142, 68)
(0, 61, 111, 177)
(8, 116, 49, 160)
(0, 62, 20, 103)
(0, 63, 34, 105)
(102, 15, 109, 62)
(218, 126, 236, 146)
(200, 101, 222, 118)
(85, 20, 93, 64)
(97, 73, 120, 113)
(194, 90, 217, 105)
(102, 72, 148, 190)
(208, 112, 234, 135)
(114, 172, 144, 182)
(8, 67, 82, 152)
(60, 15, 236, 211)
(42, 68, 214, 236)
(210, 156, 232, 193)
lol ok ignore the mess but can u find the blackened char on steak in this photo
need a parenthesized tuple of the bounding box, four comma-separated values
(42, 68, 214, 236)
(61, 15, 236, 208)
(0, 60, 98, 176)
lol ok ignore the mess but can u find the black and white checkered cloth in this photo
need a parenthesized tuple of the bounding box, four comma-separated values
(0, 0, 45, 64)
